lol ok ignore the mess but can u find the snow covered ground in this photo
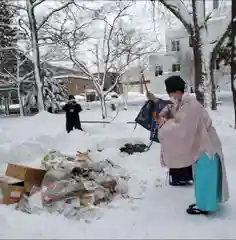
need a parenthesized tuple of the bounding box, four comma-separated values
(0, 102, 235, 239)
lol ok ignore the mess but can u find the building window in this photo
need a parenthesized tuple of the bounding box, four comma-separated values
(213, 0, 219, 10)
(172, 63, 181, 72)
(12, 99, 19, 104)
(155, 65, 163, 76)
(171, 40, 180, 52)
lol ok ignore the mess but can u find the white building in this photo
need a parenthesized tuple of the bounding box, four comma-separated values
(148, 0, 231, 94)
(120, 66, 153, 94)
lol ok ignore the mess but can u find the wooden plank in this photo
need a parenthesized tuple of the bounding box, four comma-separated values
(81, 121, 136, 124)
(81, 120, 111, 124)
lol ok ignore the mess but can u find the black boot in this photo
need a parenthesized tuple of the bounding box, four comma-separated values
(186, 204, 209, 215)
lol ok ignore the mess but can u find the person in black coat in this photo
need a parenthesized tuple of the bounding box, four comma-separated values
(63, 95, 83, 133)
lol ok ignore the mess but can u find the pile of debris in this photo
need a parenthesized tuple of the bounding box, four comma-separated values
(0, 150, 129, 220)
(120, 143, 148, 155)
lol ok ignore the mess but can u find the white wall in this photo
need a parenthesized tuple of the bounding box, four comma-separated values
(148, 4, 231, 94)
(121, 66, 167, 94)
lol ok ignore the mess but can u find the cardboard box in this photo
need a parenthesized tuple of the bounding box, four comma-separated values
(5, 164, 46, 192)
(75, 151, 89, 162)
(0, 176, 25, 204)
(0, 163, 46, 204)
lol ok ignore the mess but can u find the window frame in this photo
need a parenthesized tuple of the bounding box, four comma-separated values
(155, 65, 163, 76)
(172, 63, 181, 72)
(171, 40, 180, 52)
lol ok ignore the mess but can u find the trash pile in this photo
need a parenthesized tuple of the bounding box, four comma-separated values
(0, 150, 129, 220)
(120, 143, 148, 155)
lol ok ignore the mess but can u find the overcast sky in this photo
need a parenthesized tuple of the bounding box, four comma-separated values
(17, 0, 231, 69)
(33, 0, 231, 45)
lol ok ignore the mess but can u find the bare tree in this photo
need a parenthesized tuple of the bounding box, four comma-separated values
(209, 23, 231, 110)
(155, 0, 231, 109)
(50, 2, 160, 118)
(0, 50, 34, 116)
(41, 65, 68, 113)
(13, 0, 75, 112)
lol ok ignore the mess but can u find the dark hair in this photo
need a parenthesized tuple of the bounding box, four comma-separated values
(68, 95, 75, 100)
(165, 75, 186, 94)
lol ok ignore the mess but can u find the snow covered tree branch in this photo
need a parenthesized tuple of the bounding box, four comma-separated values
(0, 50, 35, 116)
(59, 1, 161, 118)
(12, 0, 77, 112)
(155, 0, 231, 109)
(158, 0, 192, 33)
(35, 0, 75, 30)
(41, 62, 68, 113)
(209, 22, 231, 110)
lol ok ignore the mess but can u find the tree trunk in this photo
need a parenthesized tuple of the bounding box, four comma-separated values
(210, 24, 232, 111)
(4, 96, 9, 116)
(203, 59, 212, 108)
(231, 0, 236, 128)
(26, 0, 44, 112)
(192, 0, 209, 107)
(192, 39, 205, 105)
(17, 84, 24, 117)
(122, 85, 128, 110)
(123, 94, 128, 110)
(100, 93, 107, 119)
(210, 60, 217, 110)
(191, 1, 204, 106)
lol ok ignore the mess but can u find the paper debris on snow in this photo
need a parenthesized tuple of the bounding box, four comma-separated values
(17, 150, 129, 221)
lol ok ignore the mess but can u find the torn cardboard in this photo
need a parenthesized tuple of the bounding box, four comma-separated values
(75, 151, 90, 162)
(0, 176, 24, 204)
(5, 163, 46, 192)
(0, 163, 46, 204)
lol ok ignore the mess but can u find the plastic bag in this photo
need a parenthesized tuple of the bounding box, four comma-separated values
(17, 186, 43, 214)
(42, 150, 74, 171)
(42, 178, 85, 206)
(28, 189, 44, 213)
(41, 168, 72, 186)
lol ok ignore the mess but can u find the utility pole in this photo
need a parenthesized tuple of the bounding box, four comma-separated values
(231, 0, 236, 128)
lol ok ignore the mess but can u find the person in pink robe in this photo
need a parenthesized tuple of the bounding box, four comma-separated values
(148, 75, 229, 215)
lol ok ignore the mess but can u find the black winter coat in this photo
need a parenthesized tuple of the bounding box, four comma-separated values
(63, 101, 82, 124)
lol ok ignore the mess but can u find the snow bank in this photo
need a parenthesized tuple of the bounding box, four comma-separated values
(0, 108, 149, 169)
(0, 111, 65, 168)
(0, 104, 236, 239)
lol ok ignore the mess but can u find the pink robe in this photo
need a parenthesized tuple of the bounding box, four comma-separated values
(159, 94, 229, 202)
